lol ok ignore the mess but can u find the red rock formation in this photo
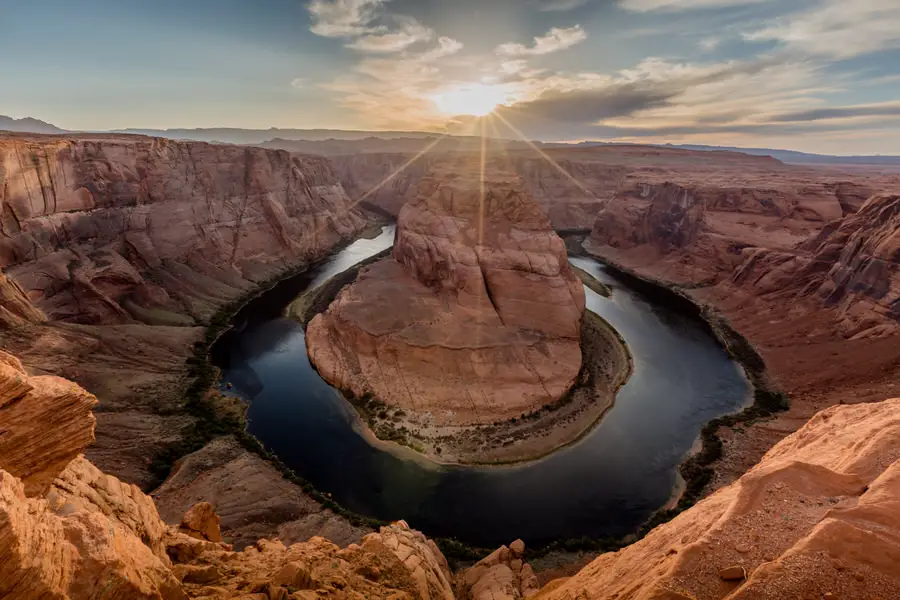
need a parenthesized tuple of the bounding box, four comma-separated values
(307, 156, 585, 425)
(0, 134, 367, 324)
(732, 194, 900, 338)
(0, 350, 97, 496)
(533, 399, 900, 600)
(0, 132, 368, 489)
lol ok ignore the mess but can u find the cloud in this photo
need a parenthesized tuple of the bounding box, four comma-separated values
(747, 0, 900, 58)
(291, 78, 308, 88)
(496, 25, 588, 57)
(308, 0, 434, 54)
(620, 0, 769, 12)
(505, 83, 677, 123)
(770, 101, 900, 122)
(530, 0, 593, 10)
(346, 17, 433, 53)
(307, 0, 385, 37)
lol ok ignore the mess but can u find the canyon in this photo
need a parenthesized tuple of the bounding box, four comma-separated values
(1, 130, 900, 598)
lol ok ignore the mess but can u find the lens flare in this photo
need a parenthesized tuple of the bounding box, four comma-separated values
(433, 84, 509, 117)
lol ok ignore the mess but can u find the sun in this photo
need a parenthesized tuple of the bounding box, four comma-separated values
(432, 84, 509, 117)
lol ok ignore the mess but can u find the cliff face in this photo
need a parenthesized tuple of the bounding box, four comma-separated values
(0, 347, 459, 600)
(732, 194, 900, 338)
(534, 398, 900, 600)
(307, 156, 585, 425)
(0, 134, 367, 325)
(0, 133, 368, 491)
(592, 182, 706, 251)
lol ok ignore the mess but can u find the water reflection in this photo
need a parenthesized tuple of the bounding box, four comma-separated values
(212, 229, 748, 547)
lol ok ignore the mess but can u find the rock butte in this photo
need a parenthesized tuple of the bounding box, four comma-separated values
(307, 156, 586, 426)
(1, 131, 900, 598)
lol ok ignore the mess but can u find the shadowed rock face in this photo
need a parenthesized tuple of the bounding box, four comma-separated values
(307, 156, 585, 425)
(0, 134, 367, 325)
(732, 194, 900, 338)
(592, 182, 705, 251)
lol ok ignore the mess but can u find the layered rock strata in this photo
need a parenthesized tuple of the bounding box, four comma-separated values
(307, 157, 585, 425)
(0, 133, 367, 489)
(536, 398, 900, 600)
(0, 134, 366, 325)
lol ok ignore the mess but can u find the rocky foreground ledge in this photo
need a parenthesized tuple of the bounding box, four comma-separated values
(2, 345, 899, 598)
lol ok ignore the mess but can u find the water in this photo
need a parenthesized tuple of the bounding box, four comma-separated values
(211, 226, 748, 548)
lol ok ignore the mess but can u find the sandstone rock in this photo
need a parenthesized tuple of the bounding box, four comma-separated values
(0, 135, 367, 325)
(48, 455, 171, 561)
(308, 156, 585, 425)
(0, 468, 185, 600)
(152, 435, 371, 550)
(460, 539, 540, 600)
(181, 501, 223, 542)
(592, 183, 706, 251)
(718, 565, 746, 581)
(535, 399, 900, 600)
(0, 350, 97, 496)
(0, 133, 368, 489)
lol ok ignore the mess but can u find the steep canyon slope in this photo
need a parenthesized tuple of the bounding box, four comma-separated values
(2, 347, 899, 599)
(0, 133, 368, 542)
(307, 156, 586, 426)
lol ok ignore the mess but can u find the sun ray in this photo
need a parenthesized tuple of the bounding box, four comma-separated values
(492, 111, 598, 200)
(350, 133, 449, 210)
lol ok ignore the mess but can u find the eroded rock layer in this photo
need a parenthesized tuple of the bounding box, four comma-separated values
(0, 133, 367, 325)
(308, 156, 585, 425)
(535, 398, 900, 600)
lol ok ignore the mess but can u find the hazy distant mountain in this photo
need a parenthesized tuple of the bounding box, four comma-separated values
(111, 127, 456, 145)
(6, 114, 899, 166)
(0, 115, 66, 134)
(556, 140, 900, 166)
(262, 135, 531, 156)
(666, 144, 900, 166)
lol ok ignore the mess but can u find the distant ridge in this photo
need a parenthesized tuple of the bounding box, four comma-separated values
(4, 114, 899, 166)
(0, 115, 66, 134)
(111, 127, 451, 145)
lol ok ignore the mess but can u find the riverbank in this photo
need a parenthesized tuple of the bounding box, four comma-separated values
(569, 236, 790, 517)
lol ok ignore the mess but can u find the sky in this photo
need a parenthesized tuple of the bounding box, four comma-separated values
(2, 0, 900, 153)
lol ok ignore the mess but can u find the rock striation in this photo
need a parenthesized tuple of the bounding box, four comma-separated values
(534, 398, 900, 600)
(0, 350, 97, 496)
(0, 133, 367, 325)
(592, 182, 706, 251)
(307, 156, 585, 425)
(0, 132, 367, 489)
(732, 194, 900, 338)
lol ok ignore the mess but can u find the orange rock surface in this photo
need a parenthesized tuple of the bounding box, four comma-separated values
(534, 399, 900, 600)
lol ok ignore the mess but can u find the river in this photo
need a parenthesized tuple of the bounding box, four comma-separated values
(210, 226, 748, 548)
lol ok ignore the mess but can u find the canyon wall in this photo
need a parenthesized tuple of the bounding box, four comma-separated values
(3, 341, 899, 599)
(307, 156, 585, 425)
(0, 349, 460, 599)
(0, 134, 366, 325)
(0, 132, 367, 495)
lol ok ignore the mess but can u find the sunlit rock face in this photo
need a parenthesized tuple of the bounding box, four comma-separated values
(307, 156, 585, 425)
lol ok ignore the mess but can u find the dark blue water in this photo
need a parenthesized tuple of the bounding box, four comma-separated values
(211, 227, 748, 548)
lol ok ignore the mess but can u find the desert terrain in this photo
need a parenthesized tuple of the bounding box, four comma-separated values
(1, 131, 899, 599)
